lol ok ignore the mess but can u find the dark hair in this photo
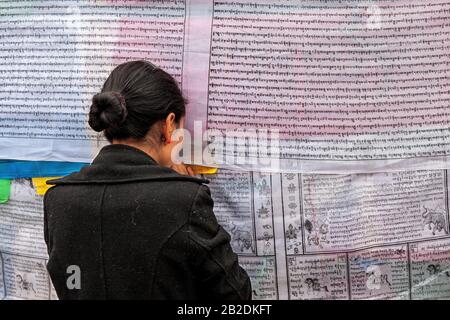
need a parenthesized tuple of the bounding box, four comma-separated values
(88, 60, 186, 142)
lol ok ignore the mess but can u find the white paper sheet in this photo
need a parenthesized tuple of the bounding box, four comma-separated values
(0, 179, 56, 300)
(1, 170, 449, 300)
(0, 0, 449, 172)
(207, 168, 450, 300)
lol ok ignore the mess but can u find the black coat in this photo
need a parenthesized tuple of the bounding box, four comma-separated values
(43, 144, 252, 300)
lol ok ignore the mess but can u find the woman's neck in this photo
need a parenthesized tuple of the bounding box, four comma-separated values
(112, 139, 162, 165)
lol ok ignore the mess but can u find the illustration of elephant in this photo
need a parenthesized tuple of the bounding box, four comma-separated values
(304, 278, 329, 294)
(422, 206, 448, 235)
(427, 264, 450, 277)
(16, 274, 36, 295)
(230, 222, 255, 253)
(304, 219, 329, 247)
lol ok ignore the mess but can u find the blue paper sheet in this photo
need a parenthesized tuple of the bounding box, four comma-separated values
(0, 160, 88, 179)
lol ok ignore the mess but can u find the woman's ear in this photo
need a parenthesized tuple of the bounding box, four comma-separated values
(163, 113, 176, 144)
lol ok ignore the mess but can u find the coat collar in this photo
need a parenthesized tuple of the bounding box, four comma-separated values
(47, 144, 208, 185)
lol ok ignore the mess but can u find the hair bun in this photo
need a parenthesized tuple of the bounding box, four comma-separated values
(88, 91, 128, 132)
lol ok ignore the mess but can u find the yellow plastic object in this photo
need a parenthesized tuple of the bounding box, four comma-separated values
(187, 165, 218, 175)
(30, 166, 217, 196)
(32, 177, 61, 195)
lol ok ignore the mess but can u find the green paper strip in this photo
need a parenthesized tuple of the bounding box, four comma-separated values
(0, 179, 11, 203)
